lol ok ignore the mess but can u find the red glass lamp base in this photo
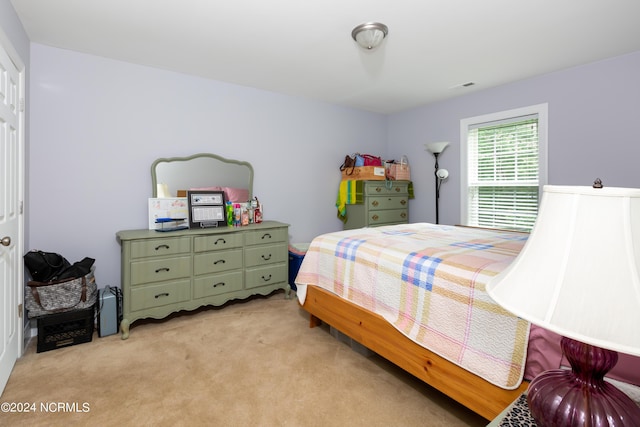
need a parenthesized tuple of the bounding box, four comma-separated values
(527, 337, 640, 427)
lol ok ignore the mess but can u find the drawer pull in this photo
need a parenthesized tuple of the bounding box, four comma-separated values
(261, 233, 272, 240)
(155, 292, 170, 299)
(261, 274, 272, 282)
(372, 215, 379, 221)
(214, 238, 226, 245)
(214, 259, 226, 265)
(400, 212, 407, 218)
(213, 282, 226, 288)
(155, 244, 170, 251)
(155, 267, 170, 273)
(375, 187, 382, 192)
(401, 199, 407, 205)
(395, 187, 401, 192)
(261, 254, 272, 261)
(372, 201, 379, 207)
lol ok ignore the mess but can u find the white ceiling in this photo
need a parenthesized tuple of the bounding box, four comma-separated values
(11, 0, 640, 114)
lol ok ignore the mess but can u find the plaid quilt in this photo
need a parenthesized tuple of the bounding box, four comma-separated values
(295, 223, 530, 389)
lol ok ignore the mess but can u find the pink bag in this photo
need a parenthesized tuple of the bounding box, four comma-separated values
(360, 154, 382, 166)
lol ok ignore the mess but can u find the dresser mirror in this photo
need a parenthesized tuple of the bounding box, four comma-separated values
(151, 153, 254, 198)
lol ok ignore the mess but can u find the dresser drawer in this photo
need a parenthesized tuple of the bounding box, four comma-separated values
(245, 263, 287, 289)
(245, 243, 288, 267)
(193, 271, 244, 299)
(364, 182, 409, 196)
(244, 228, 287, 246)
(130, 237, 191, 259)
(194, 249, 243, 275)
(368, 209, 408, 226)
(367, 196, 408, 211)
(130, 256, 191, 285)
(194, 233, 243, 253)
(130, 280, 191, 311)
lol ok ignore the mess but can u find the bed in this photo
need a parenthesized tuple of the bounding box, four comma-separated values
(295, 223, 532, 420)
(295, 222, 640, 420)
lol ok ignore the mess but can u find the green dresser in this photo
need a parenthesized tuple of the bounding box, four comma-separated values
(117, 221, 289, 339)
(343, 180, 410, 229)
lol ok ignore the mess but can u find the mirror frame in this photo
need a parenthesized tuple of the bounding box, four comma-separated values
(151, 153, 254, 198)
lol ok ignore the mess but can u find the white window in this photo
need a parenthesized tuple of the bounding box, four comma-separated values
(460, 104, 548, 231)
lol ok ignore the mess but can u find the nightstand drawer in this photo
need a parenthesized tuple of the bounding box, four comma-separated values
(194, 233, 243, 252)
(130, 237, 191, 259)
(244, 228, 287, 246)
(130, 256, 191, 285)
(193, 249, 243, 275)
(245, 263, 287, 289)
(367, 196, 408, 211)
(245, 243, 288, 267)
(364, 182, 409, 196)
(193, 271, 244, 299)
(368, 209, 408, 225)
(130, 280, 191, 311)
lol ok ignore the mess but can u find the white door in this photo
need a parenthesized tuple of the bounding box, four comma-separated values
(0, 29, 25, 396)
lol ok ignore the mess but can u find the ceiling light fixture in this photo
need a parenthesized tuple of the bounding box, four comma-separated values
(351, 22, 389, 50)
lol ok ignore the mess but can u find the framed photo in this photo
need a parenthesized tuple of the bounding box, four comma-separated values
(187, 190, 227, 228)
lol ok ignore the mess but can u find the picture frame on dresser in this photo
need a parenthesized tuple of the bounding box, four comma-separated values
(116, 153, 290, 339)
(187, 190, 227, 229)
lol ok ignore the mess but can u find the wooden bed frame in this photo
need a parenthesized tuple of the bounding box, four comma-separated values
(300, 285, 529, 421)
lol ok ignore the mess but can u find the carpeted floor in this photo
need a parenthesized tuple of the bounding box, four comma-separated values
(0, 291, 487, 427)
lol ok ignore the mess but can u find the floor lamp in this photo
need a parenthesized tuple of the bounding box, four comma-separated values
(425, 142, 449, 224)
(487, 183, 640, 426)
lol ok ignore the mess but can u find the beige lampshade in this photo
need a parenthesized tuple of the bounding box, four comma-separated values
(486, 185, 640, 357)
(425, 142, 449, 154)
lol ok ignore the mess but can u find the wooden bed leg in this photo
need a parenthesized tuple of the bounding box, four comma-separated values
(309, 314, 321, 328)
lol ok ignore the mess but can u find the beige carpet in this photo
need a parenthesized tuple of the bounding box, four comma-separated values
(0, 291, 487, 427)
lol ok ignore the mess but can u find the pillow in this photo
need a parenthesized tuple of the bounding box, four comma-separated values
(187, 186, 249, 203)
(223, 187, 249, 203)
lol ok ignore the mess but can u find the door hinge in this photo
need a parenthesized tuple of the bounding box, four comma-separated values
(18, 303, 23, 318)
(19, 98, 25, 112)
(20, 201, 23, 215)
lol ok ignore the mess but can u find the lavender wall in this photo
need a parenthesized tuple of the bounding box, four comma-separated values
(28, 44, 387, 288)
(0, 0, 28, 58)
(387, 51, 640, 226)
(24, 37, 640, 290)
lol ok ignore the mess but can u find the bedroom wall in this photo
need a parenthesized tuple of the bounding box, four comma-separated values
(25, 39, 640, 290)
(387, 50, 640, 226)
(28, 43, 387, 289)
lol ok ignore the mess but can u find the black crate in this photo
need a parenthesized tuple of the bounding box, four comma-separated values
(36, 305, 95, 353)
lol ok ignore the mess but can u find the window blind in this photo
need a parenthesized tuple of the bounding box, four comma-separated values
(467, 117, 539, 231)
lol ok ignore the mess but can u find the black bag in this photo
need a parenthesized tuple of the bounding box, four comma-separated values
(57, 257, 96, 281)
(24, 250, 71, 282)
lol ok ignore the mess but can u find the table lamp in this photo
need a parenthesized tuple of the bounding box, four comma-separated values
(486, 182, 640, 426)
